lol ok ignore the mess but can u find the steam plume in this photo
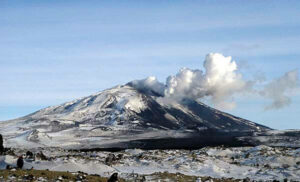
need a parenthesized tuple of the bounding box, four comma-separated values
(131, 53, 299, 110)
(260, 70, 299, 110)
(164, 53, 251, 109)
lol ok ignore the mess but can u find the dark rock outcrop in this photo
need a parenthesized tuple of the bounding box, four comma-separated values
(17, 156, 24, 169)
(107, 173, 118, 182)
(0, 134, 4, 154)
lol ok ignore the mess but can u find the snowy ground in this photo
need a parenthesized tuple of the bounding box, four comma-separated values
(1, 145, 300, 181)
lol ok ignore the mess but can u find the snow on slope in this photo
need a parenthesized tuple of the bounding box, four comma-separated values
(0, 84, 272, 149)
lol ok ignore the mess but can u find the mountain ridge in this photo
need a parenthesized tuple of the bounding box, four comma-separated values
(2, 83, 299, 150)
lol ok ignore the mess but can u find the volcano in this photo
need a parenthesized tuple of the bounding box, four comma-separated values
(1, 83, 299, 150)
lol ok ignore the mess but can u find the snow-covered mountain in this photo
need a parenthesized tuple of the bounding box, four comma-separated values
(1, 83, 298, 149)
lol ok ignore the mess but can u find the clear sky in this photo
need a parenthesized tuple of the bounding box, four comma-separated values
(1, 0, 300, 129)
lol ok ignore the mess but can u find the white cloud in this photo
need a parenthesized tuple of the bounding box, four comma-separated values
(129, 76, 165, 96)
(164, 53, 251, 109)
(260, 69, 299, 110)
(131, 53, 299, 110)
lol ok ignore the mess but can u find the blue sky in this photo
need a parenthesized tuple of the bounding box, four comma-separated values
(1, 0, 300, 129)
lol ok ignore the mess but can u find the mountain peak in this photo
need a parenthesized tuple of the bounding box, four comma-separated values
(0, 83, 271, 149)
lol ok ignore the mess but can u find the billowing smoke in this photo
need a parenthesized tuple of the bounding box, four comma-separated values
(130, 76, 165, 96)
(131, 53, 299, 110)
(164, 53, 252, 109)
(260, 70, 299, 110)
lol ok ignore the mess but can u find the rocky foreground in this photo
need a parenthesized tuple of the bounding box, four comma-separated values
(1, 145, 300, 181)
(0, 169, 245, 182)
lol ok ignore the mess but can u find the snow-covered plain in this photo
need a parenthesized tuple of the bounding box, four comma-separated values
(1, 146, 300, 181)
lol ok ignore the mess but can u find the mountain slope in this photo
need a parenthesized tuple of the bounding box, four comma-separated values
(0, 84, 275, 149)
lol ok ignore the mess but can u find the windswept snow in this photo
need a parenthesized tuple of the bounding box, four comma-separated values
(124, 96, 146, 113)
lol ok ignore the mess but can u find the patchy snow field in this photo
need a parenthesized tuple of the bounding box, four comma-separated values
(1, 145, 300, 181)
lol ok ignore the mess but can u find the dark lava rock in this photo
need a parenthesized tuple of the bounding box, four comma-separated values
(107, 173, 118, 182)
(17, 156, 24, 169)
